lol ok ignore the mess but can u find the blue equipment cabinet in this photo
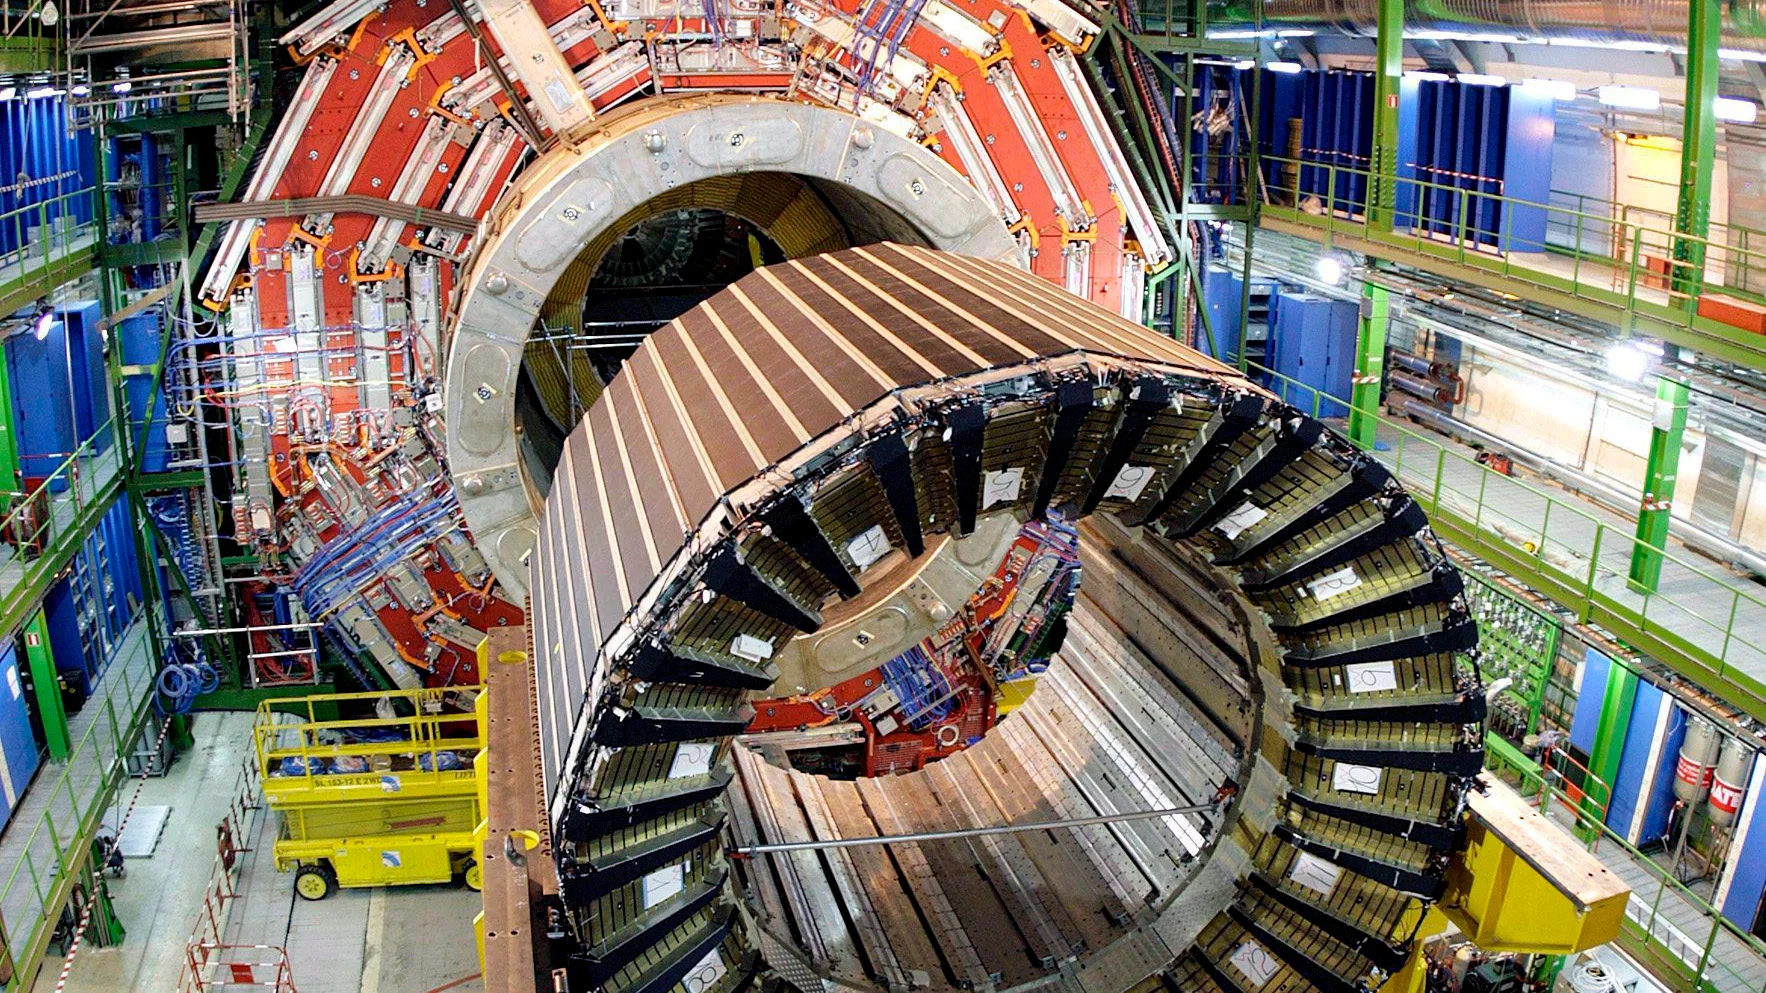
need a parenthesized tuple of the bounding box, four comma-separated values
(57, 300, 109, 452)
(1200, 265, 1243, 364)
(0, 642, 40, 828)
(41, 572, 86, 699)
(1266, 290, 1358, 418)
(6, 316, 77, 490)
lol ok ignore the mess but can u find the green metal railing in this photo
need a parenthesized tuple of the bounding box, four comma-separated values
(0, 416, 127, 643)
(1485, 750, 1766, 993)
(1250, 154, 1766, 366)
(0, 186, 100, 317)
(1248, 363, 1766, 722)
(0, 613, 156, 991)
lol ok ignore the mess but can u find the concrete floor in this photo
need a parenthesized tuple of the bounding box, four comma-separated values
(47, 710, 484, 993)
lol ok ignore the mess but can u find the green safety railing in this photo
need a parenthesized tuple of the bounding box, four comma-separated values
(0, 186, 100, 315)
(1485, 750, 1766, 993)
(0, 416, 127, 638)
(1249, 154, 1766, 363)
(0, 611, 156, 991)
(1545, 187, 1766, 298)
(1247, 363, 1766, 722)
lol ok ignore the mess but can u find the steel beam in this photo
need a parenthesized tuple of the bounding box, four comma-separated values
(22, 610, 68, 761)
(1673, 0, 1719, 306)
(1628, 375, 1689, 593)
(1349, 282, 1389, 448)
(1368, 0, 1403, 230)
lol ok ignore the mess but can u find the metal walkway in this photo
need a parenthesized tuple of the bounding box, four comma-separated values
(0, 615, 159, 989)
(0, 424, 126, 645)
(1254, 155, 1766, 371)
(1537, 801, 1766, 993)
(1364, 418, 1766, 683)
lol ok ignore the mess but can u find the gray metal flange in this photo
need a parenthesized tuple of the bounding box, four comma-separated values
(444, 94, 1020, 596)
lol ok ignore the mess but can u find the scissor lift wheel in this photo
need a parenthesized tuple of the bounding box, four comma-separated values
(295, 862, 336, 901)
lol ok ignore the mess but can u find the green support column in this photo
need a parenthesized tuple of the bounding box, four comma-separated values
(1367, 0, 1404, 230)
(1628, 375, 1689, 593)
(22, 609, 69, 762)
(1673, 0, 1719, 306)
(1583, 660, 1639, 832)
(1348, 282, 1388, 448)
(0, 338, 18, 494)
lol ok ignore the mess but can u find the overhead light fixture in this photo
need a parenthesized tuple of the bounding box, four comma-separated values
(1606, 341, 1650, 381)
(1276, 29, 1315, 37)
(111, 80, 132, 94)
(1598, 85, 1661, 111)
(69, 84, 88, 97)
(1520, 78, 1577, 101)
(36, 1, 55, 26)
(1313, 254, 1347, 286)
(0, 87, 17, 101)
(1266, 61, 1303, 74)
(1405, 70, 1451, 82)
(1715, 96, 1759, 123)
(31, 303, 52, 342)
(1230, 59, 1256, 70)
(1457, 73, 1504, 86)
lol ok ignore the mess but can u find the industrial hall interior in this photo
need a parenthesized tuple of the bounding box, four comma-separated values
(8, 0, 1766, 992)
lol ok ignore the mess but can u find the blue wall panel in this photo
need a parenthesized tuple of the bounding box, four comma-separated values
(1395, 78, 1556, 249)
(1607, 681, 1665, 840)
(0, 643, 38, 829)
(1568, 647, 1611, 757)
(1638, 707, 1689, 847)
(119, 310, 171, 473)
(0, 94, 95, 256)
(1200, 265, 1243, 363)
(1722, 757, 1766, 929)
(40, 573, 85, 694)
(1502, 89, 1557, 252)
(56, 299, 107, 452)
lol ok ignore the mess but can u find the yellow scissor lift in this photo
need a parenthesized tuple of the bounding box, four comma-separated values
(254, 686, 486, 900)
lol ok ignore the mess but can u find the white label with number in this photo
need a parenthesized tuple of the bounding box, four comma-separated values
(1289, 852, 1342, 895)
(642, 863, 685, 908)
(1215, 501, 1269, 540)
(683, 947, 728, 993)
(845, 525, 891, 570)
(669, 742, 715, 779)
(1229, 940, 1280, 986)
(984, 467, 1025, 508)
(1308, 566, 1362, 600)
(1344, 662, 1398, 694)
(1333, 762, 1384, 795)
(1103, 464, 1157, 502)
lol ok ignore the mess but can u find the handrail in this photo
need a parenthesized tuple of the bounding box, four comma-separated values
(0, 613, 155, 991)
(0, 415, 126, 637)
(0, 186, 100, 311)
(253, 685, 482, 787)
(1245, 361, 1766, 720)
(1244, 152, 1766, 361)
(1489, 751, 1766, 992)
